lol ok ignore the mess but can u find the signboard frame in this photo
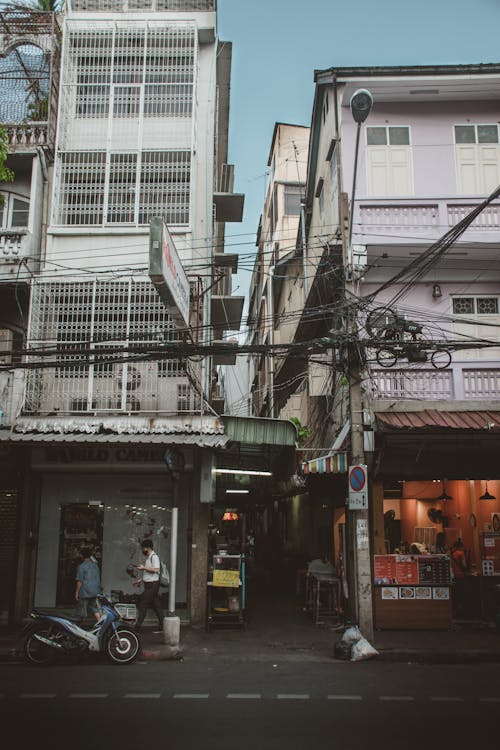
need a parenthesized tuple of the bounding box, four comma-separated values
(348, 463, 368, 509)
(149, 216, 190, 328)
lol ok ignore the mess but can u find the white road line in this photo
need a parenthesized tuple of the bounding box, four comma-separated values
(379, 696, 415, 701)
(328, 695, 362, 701)
(68, 693, 108, 699)
(227, 694, 262, 699)
(173, 694, 209, 699)
(20, 694, 56, 699)
(277, 694, 310, 700)
(431, 697, 464, 702)
(124, 694, 161, 699)
(479, 697, 500, 702)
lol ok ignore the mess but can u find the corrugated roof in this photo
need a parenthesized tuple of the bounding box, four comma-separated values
(0, 431, 229, 448)
(375, 410, 500, 431)
(10, 416, 225, 436)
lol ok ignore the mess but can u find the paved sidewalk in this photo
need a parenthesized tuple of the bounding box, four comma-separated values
(3, 618, 500, 664)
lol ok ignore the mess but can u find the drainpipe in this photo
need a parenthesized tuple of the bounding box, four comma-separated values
(268, 264, 275, 418)
(300, 202, 308, 302)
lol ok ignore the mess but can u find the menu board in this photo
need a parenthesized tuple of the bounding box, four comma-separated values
(374, 554, 451, 586)
(417, 556, 451, 585)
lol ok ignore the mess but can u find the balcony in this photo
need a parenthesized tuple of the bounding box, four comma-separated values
(370, 366, 500, 402)
(357, 197, 500, 245)
(4, 122, 49, 152)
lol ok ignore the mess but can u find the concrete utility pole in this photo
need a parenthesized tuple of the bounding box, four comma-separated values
(344, 89, 374, 640)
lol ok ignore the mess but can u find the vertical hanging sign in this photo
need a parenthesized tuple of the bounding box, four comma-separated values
(348, 464, 368, 509)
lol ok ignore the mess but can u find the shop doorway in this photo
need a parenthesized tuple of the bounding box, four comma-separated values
(56, 503, 104, 606)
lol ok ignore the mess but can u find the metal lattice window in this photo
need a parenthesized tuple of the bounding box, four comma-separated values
(55, 150, 190, 226)
(67, 25, 195, 120)
(56, 152, 105, 225)
(453, 296, 498, 315)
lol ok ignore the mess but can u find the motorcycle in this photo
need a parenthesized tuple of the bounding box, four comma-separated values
(22, 594, 141, 666)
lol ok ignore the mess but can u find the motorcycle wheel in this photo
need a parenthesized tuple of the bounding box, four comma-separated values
(106, 628, 141, 665)
(24, 626, 58, 666)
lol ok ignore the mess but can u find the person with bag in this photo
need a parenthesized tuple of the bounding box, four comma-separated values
(75, 547, 102, 623)
(133, 539, 164, 633)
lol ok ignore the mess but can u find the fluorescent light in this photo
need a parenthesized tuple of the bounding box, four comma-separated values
(215, 468, 273, 477)
(226, 489, 250, 495)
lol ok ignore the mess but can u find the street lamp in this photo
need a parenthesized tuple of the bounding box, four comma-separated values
(344, 89, 374, 639)
(348, 89, 373, 250)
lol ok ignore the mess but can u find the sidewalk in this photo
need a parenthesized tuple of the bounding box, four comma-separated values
(3, 618, 500, 664)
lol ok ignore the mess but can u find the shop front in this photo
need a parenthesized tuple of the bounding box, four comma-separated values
(372, 407, 500, 630)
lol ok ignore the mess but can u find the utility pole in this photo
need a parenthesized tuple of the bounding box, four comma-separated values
(343, 89, 374, 640)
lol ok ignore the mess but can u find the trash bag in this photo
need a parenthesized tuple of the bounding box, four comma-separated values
(350, 636, 379, 662)
(334, 639, 352, 660)
(341, 625, 362, 645)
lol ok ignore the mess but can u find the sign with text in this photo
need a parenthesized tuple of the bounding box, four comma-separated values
(149, 216, 190, 328)
(212, 569, 240, 588)
(348, 464, 368, 509)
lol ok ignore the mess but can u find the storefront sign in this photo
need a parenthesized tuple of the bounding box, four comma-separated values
(212, 569, 240, 588)
(33, 446, 193, 468)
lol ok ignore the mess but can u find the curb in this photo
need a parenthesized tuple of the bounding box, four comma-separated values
(140, 645, 184, 661)
(376, 649, 500, 664)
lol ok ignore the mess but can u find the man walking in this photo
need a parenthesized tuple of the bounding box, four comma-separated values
(133, 539, 164, 632)
(75, 547, 102, 623)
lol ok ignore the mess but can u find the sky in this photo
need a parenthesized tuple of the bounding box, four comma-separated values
(217, 0, 500, 302)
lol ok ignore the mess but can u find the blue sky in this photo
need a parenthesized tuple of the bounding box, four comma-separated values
(217, 0, 500, 297)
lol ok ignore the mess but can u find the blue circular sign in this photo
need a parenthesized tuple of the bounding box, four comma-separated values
(349, 466, 366, 492)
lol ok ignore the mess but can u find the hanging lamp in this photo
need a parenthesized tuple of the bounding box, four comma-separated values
(436, 480, 452, 502)
(480, 480, 496, 501)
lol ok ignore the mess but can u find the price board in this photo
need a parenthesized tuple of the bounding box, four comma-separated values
(212, 569, 240, 588)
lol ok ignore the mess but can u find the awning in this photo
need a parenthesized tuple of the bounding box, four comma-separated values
(376, 409, 500, 432)
(302, 452, 347, 475)
(0, 430, 229, 448)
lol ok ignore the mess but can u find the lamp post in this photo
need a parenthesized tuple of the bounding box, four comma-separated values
(344, 89, 374, 640)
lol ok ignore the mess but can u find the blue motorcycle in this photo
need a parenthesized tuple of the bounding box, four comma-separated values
(22, 594, 141, 666)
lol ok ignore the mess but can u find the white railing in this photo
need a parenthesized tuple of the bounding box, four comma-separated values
(463, 369, 500, 399)
(4, 122, 49, 149)
(70, 0, 215, 10)
(0, 231, 27, 258)
(370, 368, 454, 400)
(448, 203, 500, 229)
(359, 204, 439, 229)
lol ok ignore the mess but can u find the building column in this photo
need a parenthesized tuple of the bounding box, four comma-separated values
(188, 470, 210, 626)
(371, 479, 385, 555)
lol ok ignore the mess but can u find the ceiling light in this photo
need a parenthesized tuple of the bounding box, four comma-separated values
(480, 480, 496, 500)
(215, 468, 273, 477)
(226, 489, 250, 495)
(409, 89, 439, 95)
(436, 480, 452, 502)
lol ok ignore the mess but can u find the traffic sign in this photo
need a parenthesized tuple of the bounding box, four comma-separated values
(348, 464, 368, 509)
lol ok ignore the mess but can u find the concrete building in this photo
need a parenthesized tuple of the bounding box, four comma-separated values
(0, 2, 298, 630)
(292, 64, 500, 629)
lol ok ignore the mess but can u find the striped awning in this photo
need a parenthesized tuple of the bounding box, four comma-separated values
(301, 452, 347, 475)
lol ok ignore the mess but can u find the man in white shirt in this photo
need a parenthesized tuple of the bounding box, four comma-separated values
(133, 539, 164, 633)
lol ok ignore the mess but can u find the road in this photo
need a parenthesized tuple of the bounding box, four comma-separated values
(1, 658, 498, 749)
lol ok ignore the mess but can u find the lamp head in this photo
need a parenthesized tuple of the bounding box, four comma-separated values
(350, 89, 373, 124)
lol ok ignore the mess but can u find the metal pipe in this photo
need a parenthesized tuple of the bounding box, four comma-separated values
(168, 501, 179, 617)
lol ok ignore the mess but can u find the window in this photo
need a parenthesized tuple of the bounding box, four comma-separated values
(366, 125, 413, 196)
(284, 185, 302, 216)
(55, 150, 191, 226)
(69, 25, 195, 120)
(1, 193, 29, 228)
(454, 124, 500, 195)
(452, 295, 500, 361)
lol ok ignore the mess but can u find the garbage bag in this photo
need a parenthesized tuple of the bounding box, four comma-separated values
(341, 625, 362, 645)
(333, 639, 352, 661)
(350, 636, 379, 662)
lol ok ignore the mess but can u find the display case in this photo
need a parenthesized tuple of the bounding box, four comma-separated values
(206, 554, 245, 631)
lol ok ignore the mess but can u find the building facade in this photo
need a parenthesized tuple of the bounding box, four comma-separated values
(0, 1, 250, 627)
(271, 65, 500, 630)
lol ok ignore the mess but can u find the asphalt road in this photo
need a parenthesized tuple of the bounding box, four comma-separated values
(1, 659, 498, 749)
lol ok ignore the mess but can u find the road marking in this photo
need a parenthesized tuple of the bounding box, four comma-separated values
(227, 693, 262, 699)
(69, 693, 108, 699)
(328, 695, 362, 701)
(480, 697, 500, 702)
(173, 694, 209, 699)
(431, 697, 464, 702)
(379, 696, 415, 701)
(20, 694, 56, 699)
(124, 693, 161, 699)
(277, 694, 310, 700)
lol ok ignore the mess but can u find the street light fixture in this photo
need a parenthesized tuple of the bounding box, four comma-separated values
(348, 89, 374, 250)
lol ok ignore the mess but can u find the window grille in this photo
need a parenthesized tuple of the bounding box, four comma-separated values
(71, 1, 215, 10)
(55, 152, 106, 226)
(25, 280, 197, 416)
(107, 153, 138, 224)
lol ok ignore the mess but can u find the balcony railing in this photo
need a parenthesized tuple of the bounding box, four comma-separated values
(357, 198, 500, 241)
(0, 230, 27, 259)
(370, 366, 500, 401)
(70, 0, 215, 10)
(3, 122, 49, 150)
